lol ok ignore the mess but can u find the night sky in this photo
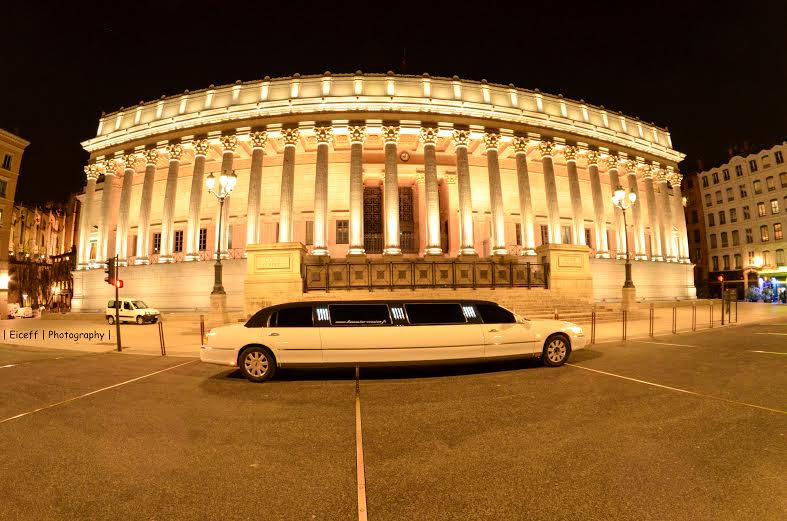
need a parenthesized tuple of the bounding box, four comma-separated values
(2, 0, 785, 205)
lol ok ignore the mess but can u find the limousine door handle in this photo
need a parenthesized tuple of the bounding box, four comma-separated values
(489, 328, 500, 333)
(268, 332, 280, 336)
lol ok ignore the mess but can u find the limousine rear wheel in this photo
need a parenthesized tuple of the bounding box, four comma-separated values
(542, 334, 570, 367)
(239, 346, 276, 382)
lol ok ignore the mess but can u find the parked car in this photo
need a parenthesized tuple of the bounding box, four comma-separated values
(106, 298, 160, 325)
(201, 300, 586, 382)
(14, 306, 34, 319)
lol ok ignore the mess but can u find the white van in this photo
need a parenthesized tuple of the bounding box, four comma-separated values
(106, 298, 160, 325)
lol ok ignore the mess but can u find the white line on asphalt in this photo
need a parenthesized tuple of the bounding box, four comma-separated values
(355, 366, 368, 521)
(0, 364, 16, 368)
(566, 363, 786, 415)
(755, 332, 787, 336)
(0, 360, 196, 424)
(629, 341, 697, 347)
(749, 350, 787, 355)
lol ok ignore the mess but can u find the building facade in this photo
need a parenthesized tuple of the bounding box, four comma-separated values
(682, 172, 710, 296)
(73, 73, 695, 312)
(690, 142, 787, 300)
(0, 129, 30, 317)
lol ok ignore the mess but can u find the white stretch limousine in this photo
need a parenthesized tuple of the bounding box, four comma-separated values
(201, 300, 586, 382)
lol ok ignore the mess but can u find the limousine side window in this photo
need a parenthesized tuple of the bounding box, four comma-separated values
(329, 304, 391, 326)
(273, 306, 314, 327)
(404, 303, 466, 325)
(476, 304, 516, 324)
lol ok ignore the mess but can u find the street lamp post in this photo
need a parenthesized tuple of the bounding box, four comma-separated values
(612, 185, 638, 308)
(205, 169, 237, 323)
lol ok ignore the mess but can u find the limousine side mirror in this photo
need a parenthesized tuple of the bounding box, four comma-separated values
(516, 314, 529, 324)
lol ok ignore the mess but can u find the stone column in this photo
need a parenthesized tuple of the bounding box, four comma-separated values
(669, 169, 690, 262)
(382, 124, 401, 255)
(185, 139, 209, 260)
(624, 160, 647, 260)
(99, 159, 119, 261)
(415, 173, 427, 254)
(512, 137, 536, 255)
(585, 151, 609, 257)
(452, 130, 476, 255)
(135, 149, 158, 264)
(562, 146, 585, 245)
(483, 131, 507, 255)
(348, 125, 366, 255)
(655, 167, 675, 261)
(421, 127, 442, 255)
(278, 128, 299, 243)
(216, 135, 237, 257)
(312, 126, 331, 256)
(641, 165, 663, 261)
(116, 153, 137, 265)
(539, 141, 562, 244)
(246, 131, 267, 248)
(159, 143, 182, 262)
(604, 155, 626, 259)
(78, 164, 100, 268)
(444, 174, 460, 256)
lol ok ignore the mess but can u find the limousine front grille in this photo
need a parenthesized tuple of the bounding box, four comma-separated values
(303, 260, 549, 292)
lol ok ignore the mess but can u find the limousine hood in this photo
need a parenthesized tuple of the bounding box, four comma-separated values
(529, 319, 584, 336)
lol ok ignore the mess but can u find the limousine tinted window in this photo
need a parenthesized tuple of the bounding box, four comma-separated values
(329, 304, 391, 326)
(405, 303, 466, 325)
(274, 306, 314, 327)
(477, 304, 516, 324)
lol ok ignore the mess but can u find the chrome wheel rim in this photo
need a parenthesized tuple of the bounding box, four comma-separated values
(547, 339, 567, 363)
(244, 351, 269, 378)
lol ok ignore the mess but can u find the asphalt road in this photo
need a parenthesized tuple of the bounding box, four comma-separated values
(0, 323, 785, 521)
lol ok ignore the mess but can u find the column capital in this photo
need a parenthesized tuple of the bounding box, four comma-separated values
(381, 125, 400, 144)
(623, 160, 638, 175)
(192, 138, 210, 157)
(281, 128, 300, 147)
(166, 143, 183, 161)
(512, 136, 529, 154)
(443, 174, 457, 185)
(537, 140, 555, 158)
(220, 134, 238, 152)
(602, 154, 619, 171)
(84, 163, 101, 181)
(249, 131, 268, 149)
(653, 167, 668, 183)
(561, 145, 578, 162)
(419, 127, 439, 146)
(667, 168, 682, 185)
(143, 149, 159, 166)
(348, 125, 367, 144)
(483, 132, 501, 151)
(122, 153, 139, 169)
(314, 126, 333, 145)
(584, 150, 600, 166)
(452, 129, 471, 148)
(415, 172, 425, 184)
(639, 163, 654, 179)
(102, 159, 120, 176)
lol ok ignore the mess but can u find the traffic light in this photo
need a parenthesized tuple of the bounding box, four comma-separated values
(114, 279, 124, 289)
(104, 258, 116, 285)
(717, 275, 724, 282)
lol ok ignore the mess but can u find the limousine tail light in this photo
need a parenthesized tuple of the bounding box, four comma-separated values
(203, 328, 214, 345)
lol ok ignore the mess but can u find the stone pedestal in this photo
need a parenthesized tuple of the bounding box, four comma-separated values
(208, 293, 230, 328)
(535, 244, 592, 300)
(245, 242, 307, 316)
(621, 287, 637, 311)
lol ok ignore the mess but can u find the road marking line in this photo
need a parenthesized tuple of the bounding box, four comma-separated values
(355, 366, 368, 521)
(0, 360, 196, 424)
(755, 332, 787, 336)
(630, 341, 697, 347)
(1, 364, 16, 368)
(749, 350, 787, 355)
(566, 363, 786, 415)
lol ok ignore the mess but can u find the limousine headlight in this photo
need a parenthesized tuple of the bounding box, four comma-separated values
(568, 326, 584, 337)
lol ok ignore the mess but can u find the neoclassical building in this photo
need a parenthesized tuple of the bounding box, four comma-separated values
(73, 73, 695, 312)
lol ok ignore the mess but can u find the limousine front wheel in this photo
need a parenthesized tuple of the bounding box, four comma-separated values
(542, 334, 570, 367)
(239, 346, 276, 382)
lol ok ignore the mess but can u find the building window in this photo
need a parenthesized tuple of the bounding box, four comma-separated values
(515, 223, 522, 246)
(749, 159, 758, 172)
(722, 255, 730, 270)
(718, 211, 726, 225)
(771, 199, 780, 214)
(753, 180, 762, 194)
(762, 155, 771, 168)
(732, 230, 740, 246)
(776, 151, 784, 164)
(712, 256, 719, 271)
(692, 210, 699, 223)
(694, 230, 701, 242)
(335, 220, 349, 244)
(721, 232, 728, 248)
(712, 172, 719, 184)
(735, 165, 743, 177)
(743, 206, 751, 220)
(561, 225, 572, 245)
(723, 169, 730, 181)
(739, 185, 747, 198)
(726, 187, 734, 201)
(710, 234, 717, 249)
(584, 228, 592, 248)
(305, 221, 314, 246)
(781, 172, 787, 188)
(174, 230, 183, 253)
(152, 232, 162, 254)
(757, 202, 766, 217)
(0, 179, 6, 199)
(734, 254, 742, 269)
(707, 213, 715, 226)
(1, 154, 11, 170)
(776, 249, 785, 266)
(775, 223, 784, 241)
(730, 208, 737, 222)
(746, 228, 753, 244)
(702, 176, 709, 188)
(540, 225, 549, 245)
(199, 228, 207, 251)
(748, 251, 755, 265)
(760, 225, 769, 242)
(227, 225, 233, 249)
(704, 194, 712, 207)
(766, 176, 775, 191)
(763, 251, 770, 266)
(695, 248, 702, 262)
(715, 190, 722, 204)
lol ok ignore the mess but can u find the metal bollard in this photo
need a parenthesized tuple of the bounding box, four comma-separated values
(591, 306, 596, 345)
(158, 320, 167, 356)
(692, 303, 697, 331)
(709, 301, 713, 329)
(649, 304, 654, 337)
(200, 314, 205, 344)
(554, 308, 559, 320)
(622, 309, 627, 341)
(734, 299, 738, 323)
(672, 305, 677, 334)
